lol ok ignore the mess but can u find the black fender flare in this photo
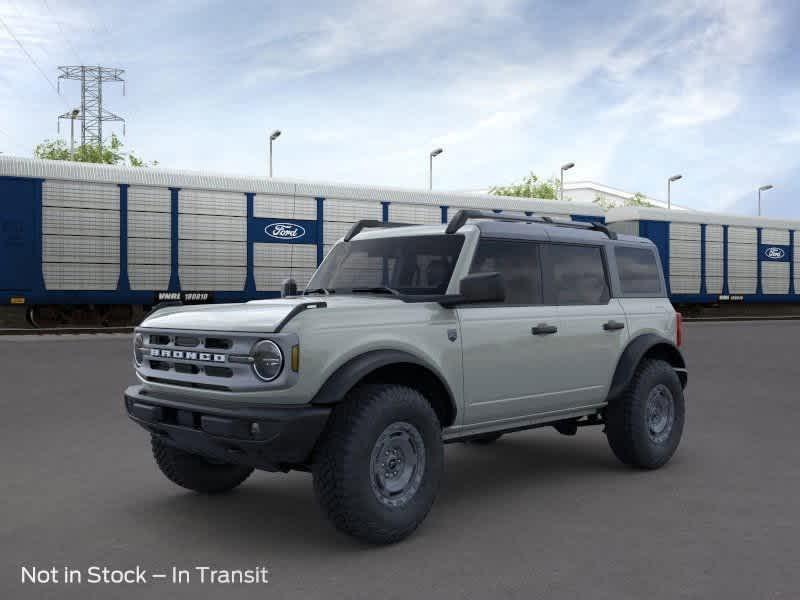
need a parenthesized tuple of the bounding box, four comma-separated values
(311, 349, 457, 423)
(607, 334, 687, 401)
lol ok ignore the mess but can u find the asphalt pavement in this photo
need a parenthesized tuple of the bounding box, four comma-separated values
(1, 322, 798, 599)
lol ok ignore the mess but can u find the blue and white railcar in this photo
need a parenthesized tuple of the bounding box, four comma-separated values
(0, 156, 605, 323)
(606, 206, 800, 304)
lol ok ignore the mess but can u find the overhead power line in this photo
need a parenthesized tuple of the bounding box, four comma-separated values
(0, 14, 65, 102)
(40, 0, 84, 65)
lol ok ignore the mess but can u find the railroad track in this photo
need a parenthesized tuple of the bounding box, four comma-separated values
(0, 326, 133, 336)
(683, 315, 800, 322)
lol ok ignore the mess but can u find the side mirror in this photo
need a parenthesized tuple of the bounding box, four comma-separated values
(281, 278, 298, 298)
(455, 272, 506, 304)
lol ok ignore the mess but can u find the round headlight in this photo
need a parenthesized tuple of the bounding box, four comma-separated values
(251, 340, 284, 382)
(133, 333, 144, 366)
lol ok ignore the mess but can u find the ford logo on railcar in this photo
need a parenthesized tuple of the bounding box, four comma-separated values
(764, 247, 786, 259)
(265, 223, 305, 239)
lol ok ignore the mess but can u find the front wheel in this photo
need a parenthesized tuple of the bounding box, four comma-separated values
(151, 436, 254, 493)
(605, 359, 685, 469)
(312, 384, 444, 544)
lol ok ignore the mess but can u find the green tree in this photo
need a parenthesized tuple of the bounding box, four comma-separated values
(593, 191, 655, 209)
(33, 133, 158, 167)
(628, 191, 655, 207)
(490, 172, 563, 200)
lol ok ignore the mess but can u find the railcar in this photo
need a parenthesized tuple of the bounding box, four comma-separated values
(0, 156, 605, 326)
(606, 206, 800, 309)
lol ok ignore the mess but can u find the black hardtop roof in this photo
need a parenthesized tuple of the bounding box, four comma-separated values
(475, 219, 651, 246)
(345, 209, 653, 247)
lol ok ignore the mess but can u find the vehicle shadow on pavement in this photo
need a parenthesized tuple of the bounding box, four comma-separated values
(124, 429, 649, 553)
(438, 431, 628, 505)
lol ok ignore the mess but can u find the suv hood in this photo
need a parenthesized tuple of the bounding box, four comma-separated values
(139, 296, 403, 333)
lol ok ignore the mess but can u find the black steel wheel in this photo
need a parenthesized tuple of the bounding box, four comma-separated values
(605, 359, 685, 469)
(312, 384, 443, 544)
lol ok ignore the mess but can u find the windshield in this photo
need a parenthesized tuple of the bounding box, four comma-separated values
(306, 235, 465, 296)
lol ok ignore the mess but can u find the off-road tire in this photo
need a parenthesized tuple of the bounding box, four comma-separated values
(312, 384, 444, 544)
(467, 432, 503, 445)
(151, 436, 254, 493)
(605, 359, 685, 469)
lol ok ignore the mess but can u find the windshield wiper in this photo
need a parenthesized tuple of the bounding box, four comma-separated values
(350, 286, 401, 296)
(303, 288, 334, 295)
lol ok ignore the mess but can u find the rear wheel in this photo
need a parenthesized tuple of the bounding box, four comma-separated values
(312, 384, 444, 544)
(605, 359, 685, 469)
(151, 436, 253, 493)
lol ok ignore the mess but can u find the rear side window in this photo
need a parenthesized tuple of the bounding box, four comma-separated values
(615, 246, 663, 296)
(470, 239, 542, 305)
(543, 244, 610, 305)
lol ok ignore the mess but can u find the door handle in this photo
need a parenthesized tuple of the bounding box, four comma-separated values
(603, 320, 625, 331)
(532, 323, 558, 335)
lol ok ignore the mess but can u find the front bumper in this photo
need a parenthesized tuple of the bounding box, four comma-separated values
(124, 385, 331, 471)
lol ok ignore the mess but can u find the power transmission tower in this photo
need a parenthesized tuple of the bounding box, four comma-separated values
(57, 66, 126, 149)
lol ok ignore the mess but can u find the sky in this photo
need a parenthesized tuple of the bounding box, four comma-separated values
(1, 0, 799, 217)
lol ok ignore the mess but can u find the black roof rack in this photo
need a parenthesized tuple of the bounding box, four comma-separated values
(343, 220, 414, 242)
(444, 209, 617, 240)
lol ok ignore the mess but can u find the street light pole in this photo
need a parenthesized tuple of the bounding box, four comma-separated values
(667, 174, 683, 209)
(268, 129, 281, 177)
(69, 108, 80, 157)
(429, 148, 443, 190)
(560, 162, 575, 202)
(758, 185, 773, 216)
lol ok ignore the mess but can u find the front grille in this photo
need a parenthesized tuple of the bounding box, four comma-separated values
(136, 328, 270, 392)
(205, 337, 232, 349)
(205, 366, 233, 378)
(174, 363, 200, 375)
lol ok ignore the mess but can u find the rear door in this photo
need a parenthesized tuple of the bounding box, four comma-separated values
(0, 178, 36, 291)
(458, 238, 566, 425)
(541, 242, 629, 408)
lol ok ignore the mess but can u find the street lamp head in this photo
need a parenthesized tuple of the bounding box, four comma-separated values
(70, 108, 80, 118)
(561, 162, 575, 171)
(669, 174, 683, 182)
(430, 148, 443, 158)
(270, 129, 282, 141)
(759, 184, 773, 192)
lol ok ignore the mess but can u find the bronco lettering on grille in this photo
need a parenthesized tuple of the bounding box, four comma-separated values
(149, 348, 226, 362)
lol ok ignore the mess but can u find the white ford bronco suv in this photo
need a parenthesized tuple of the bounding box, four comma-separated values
(125, 210, 687, 544)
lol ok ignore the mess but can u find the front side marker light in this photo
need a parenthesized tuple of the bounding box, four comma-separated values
(291, 345, 300, 372)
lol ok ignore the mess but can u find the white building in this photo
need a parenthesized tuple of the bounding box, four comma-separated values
(461, 181, 689, 211)
(563, 181, 689, 210)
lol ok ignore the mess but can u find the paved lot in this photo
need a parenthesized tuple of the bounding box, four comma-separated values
(1, 322, 799, 599)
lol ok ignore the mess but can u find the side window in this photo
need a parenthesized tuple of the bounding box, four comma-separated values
(543, 244, 610, 305)
(615, 246, 663, 296)
(469, 239, 542, 305)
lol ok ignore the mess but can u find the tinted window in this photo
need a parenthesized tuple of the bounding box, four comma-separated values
(615, 246, 662, 296)
(470, 239, 541, 305)
(307, 235, 464, 295)
(544, 244, 610, 305)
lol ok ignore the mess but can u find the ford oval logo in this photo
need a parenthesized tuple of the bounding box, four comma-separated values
(765, 246, 786, 259)
(265, 222, 305, 240)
